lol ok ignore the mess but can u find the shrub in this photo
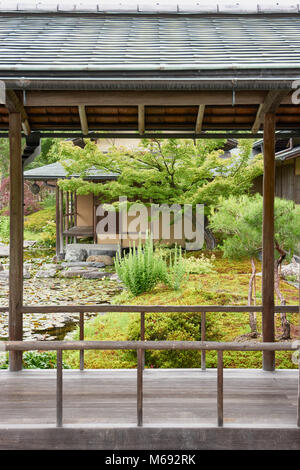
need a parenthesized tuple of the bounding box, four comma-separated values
(24, 207, 56, 233)
(39, 221, 57, 247)
(126, 312, 213, 368)
(115, 235, 167, 296)
(184, 253, 215, 274)
(0, 351, 70, 369)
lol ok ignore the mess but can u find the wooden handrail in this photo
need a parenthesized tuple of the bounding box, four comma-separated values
(18, 305, 300, 313)
(2, 340, 299, 352)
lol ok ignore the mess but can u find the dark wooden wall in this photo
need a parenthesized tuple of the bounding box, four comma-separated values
(253, 160, 300, 204)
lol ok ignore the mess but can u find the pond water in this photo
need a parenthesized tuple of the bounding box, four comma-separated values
(0, 247, 122, 341)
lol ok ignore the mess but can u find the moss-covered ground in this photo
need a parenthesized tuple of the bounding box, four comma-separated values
(64, 251, 299, 369)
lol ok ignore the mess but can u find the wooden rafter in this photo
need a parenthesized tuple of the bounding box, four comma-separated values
(78, 105, 88, 135)
(251, 90, 288, 134)
(138, 104, 145, 134)
(195, 104, 205, 133)
(6, 90, 31, 136)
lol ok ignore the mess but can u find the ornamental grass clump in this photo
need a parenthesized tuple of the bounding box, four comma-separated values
(114, 234, 167, 296)
(164, 245, 188, 291)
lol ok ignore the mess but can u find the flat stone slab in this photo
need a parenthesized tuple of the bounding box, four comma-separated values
(60, 267, 113, 279)
(35, 269, 58, 279)
(61, 262, 105, 268)
(0, 269, 30, 279)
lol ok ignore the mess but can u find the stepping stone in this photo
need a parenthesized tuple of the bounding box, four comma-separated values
(61, 262, 105, 268)
(81, 271, 112, 279)
(35, 268, 58, 279)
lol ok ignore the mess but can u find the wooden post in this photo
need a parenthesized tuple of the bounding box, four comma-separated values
(59, 189, 64, 253)
(137, 348, 143, 426)
(8, 112, 23, 371)
(55, 184, 60, 257)
(56, 349, 63, 427)
(262, 112, 276, 371)
(201, 312, 206, 371)
(217, 350, 223, 427)
(140, 311, 145, 369)
(79, 312, 84, 371)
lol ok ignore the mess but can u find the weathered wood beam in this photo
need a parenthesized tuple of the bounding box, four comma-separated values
(8, 112, 23, 371)
(6, 90, 31, 136)
(26, 90, 271, 107)
(262, 112, 276, 371)
(251, 90, 288, 134)
(78, 105, 88, 135)
(195, 104, 205, 133)
(138, 104, 145, 135)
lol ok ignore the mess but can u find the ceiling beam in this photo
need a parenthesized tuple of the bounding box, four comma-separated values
(138, 104, 145, 135)
(78, 105, 88, 135)
(195, 105, 205, 134)
(251, 90, 289, 134)
(6, 90, 31, 136)
(26, 90, 272, 107)
(1, 131, 299, 140)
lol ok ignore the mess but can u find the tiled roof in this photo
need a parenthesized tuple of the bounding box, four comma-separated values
(0, 13, 300, 72)
(23, 161, 118, 180)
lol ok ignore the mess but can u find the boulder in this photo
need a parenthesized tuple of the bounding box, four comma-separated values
(65, 248, 88, 262)
(281, 261, 300, 280)
(87, 255, 114, 266)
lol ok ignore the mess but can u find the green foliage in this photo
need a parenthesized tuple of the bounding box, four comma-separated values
(115, 235, 167, 296)
(24, 207, 56, 233)
(25, 138, 62, 170)
(126, 312, 212, 368)
(209, 194, 300, 260)
(40, 192, 56, 210)
(24, 207, 56, 247)
(163, 245, 188, 290)
(39, 221, 57, 247)
(0, 138, 9, 178)
(53, 138, 262, 215)
(184, 253, 215, 274)
(0, 351, 70, 369)
(0, 215, 9, 242)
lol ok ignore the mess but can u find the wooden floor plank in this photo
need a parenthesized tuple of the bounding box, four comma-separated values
(0, 369, 298, 428)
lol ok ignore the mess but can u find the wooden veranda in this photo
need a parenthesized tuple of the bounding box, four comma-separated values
(0, 5, 300, 449)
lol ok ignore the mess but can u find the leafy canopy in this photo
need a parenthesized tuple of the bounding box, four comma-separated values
(209, 194, 300, 260)
(54, 137, 263, 213)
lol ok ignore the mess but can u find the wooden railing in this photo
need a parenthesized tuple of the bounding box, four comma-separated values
(1, 339, 300, 429)
(0, 304, 297, 371)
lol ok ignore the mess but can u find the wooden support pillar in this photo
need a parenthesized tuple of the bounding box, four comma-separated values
(55, 184, 60, 257)
(262, 112, 276, 371)
(59, 189, 64, 253)
(8, 112, 23, 371)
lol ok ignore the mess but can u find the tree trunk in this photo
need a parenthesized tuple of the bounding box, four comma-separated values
(248, 258, 258, 337)
(274, 241, 290, 340)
